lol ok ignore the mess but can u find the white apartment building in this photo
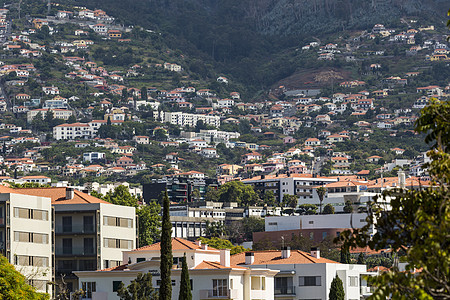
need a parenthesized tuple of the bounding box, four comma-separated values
(10, 187, 137, 293)
(0, 186, 54, 296)
(158, 111, 220, 128)
(75, 238, 278, 300)
(27, 108, 73, 123)
(83, 152, 106, 163)
(231, 248, 372, 300)
(217, 99, 235, 108)
(264, 213, 372, 233)
(53, 123, 93, 140)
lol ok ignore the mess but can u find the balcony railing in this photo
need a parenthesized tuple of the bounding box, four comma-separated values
(55, 247, 96, 256)
(199, 289, 238, 299)
(274, 286, 296, 295)
(55, 224, 95, 234)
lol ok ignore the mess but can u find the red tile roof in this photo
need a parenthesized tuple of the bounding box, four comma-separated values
(231, 250, 340, 266)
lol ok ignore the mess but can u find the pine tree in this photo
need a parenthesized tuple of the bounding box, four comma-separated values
(159, 191, 172, 300)
(340, 246, 351, 264)
(329, 275, 345, 300)
(178, 254, 192, 300)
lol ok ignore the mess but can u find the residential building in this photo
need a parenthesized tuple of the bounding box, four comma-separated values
(231, 248, 371, 300)
(11, 187, 137, 292)
(0, 186, 54, 296)
(157, 111, 220, 128)
(83, 152, 106, 163)
(27, 108, 73, 123)
(75, 238, 278, 300)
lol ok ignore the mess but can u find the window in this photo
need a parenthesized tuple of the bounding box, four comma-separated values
(103, 216, 133, 228)
(104, 238, 132, 249)
(299, 276, 321, 286)
(349, 276, 359, 287)
(81, 282, 96, 298)
(14, 231, 48, 244)
(136, 257, 145, 263)
(268, 222, 277, 226)
(212, 279, 228, 297)
(113, 281, 122, 292)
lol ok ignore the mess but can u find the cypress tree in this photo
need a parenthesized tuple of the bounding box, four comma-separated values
(178, 254, 192, 300)
(357, 252, 366, 265)
(159, 191, 172, 300)
(340, 246, 351, 264)
(329, 275, 345, 300)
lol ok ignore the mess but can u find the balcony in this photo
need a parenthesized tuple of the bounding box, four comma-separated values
(251, 290, 267, 298)
(274, 286, 296, 296)
(55, 247, 96, 256)
(199, 289, 238, 299)
(55, 224, 95, 235)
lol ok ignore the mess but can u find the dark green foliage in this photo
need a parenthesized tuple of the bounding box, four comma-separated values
(340, 246, 351, 264)
(198, 237, 246, 255)
(138, 202, 162, 247)
(0, 255, 49, 299)
(357, 253, 366, 265)
(217, 181, 259, 206)
(159, 191, 172, 300)
(338, 99, 450, 298)
(323, 204, 335, 214)
(116, 273, 157, 300)
(343, 201, 354, 213)
(282, 194, 298, 209)
(329, 275, 345, 300)
(178, 254, 192, 300)
(316, 187, 326, 214)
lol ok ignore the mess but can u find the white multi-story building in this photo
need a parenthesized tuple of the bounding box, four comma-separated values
(157, 111, 220, 128)
(83, 152, 105, 163)
(75, 238, 278, 300)
(0, 186, 54, 296)
(27, 108, 73, 123)
(264, 213, 372, 233)
(231, 248, 373, 300)
(12, 187, 137, 292)
(53, 123, 93, 140)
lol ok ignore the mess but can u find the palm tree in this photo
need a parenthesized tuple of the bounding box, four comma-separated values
(316, 187, 327, 214)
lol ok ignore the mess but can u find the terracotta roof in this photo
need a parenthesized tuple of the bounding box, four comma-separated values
(368, 266, 390, 272)
(132, 238, 218, 252)
(231, 250, 340, 266)
(97, 264, 129, 272)
(193, 261, 243, 270)
(10, 187, 110, 205)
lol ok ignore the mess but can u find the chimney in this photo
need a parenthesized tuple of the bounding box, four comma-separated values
(202, 244, 208, 251)
(220, 249, 230, 267)
(245, 252, 254, 265)
(66, 187, 74, 200)
(195, 240, 201, 247)
(281, 246, 291, 259)
(311, 247, 320, 259)
(398, 171, 406, 189)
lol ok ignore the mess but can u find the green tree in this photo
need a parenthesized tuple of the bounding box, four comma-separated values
(159, 191, 172, 300)
(357, 253, 366, 265)
(116, 273, 157, 300)
(343, 201, 353, 213)
(198, 237, 246, 255)
(204, 221, 225, 238)
(138, 201, 161, 247)
(104, 185, 139, 207)
(338, 98, 450, 298)
(0, 255, 49, 299)
(218, 181, 259, 206)
(282, 194, 298, 209)
(340, 246, 351, 264)
(316, 187, 326, 214)
(141, 86, 148, 100)
(329, 275, 345, 300)
(323, 204, 335, 214)
(296, 204, 318, 215)
(262, 190, 276, 206)
(178, 254, 192, 300)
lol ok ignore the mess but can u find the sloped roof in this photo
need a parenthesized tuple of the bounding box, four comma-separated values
(231, 250, 340, 266)
(132, 238, 218, 252)
(9, 187, 110, 205)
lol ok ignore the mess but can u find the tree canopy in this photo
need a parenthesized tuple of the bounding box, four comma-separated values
(338, 98, 450, 298)
(117, 273, 157, 300)
(217, 180, 259, 206)
(0, 255, 49, 300)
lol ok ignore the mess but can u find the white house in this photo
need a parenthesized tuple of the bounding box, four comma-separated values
(231, 248, 372, 300)
(75, 238, 278, 300)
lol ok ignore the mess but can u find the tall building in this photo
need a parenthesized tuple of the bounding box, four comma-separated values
(0, 185, 54, 296)
(9, 187, 137, 293)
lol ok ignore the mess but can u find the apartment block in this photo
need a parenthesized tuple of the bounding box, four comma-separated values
(0, 187, 54, 296)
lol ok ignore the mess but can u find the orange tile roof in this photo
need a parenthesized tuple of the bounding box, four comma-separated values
(133, 238, 218, 252)
(231, 250, 340, 266)
(193, 261, 245, 270)
(9, 187, 110, 205)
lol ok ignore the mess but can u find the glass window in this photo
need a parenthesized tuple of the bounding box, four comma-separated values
(349, 276, 359, 287)
(299, 276, 321, 286)
(113, 281, 122, 292)
(81, 282, 96, 298)
(212, 279, 228, 297)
